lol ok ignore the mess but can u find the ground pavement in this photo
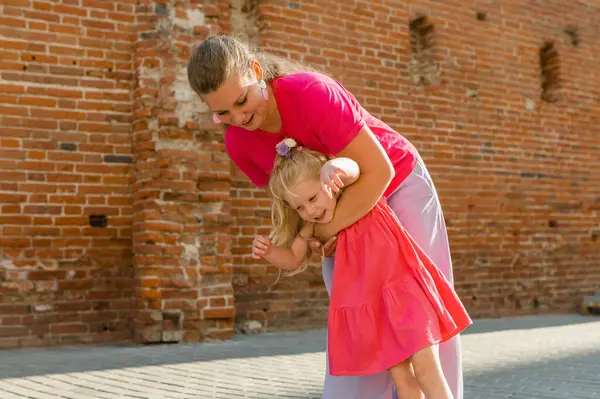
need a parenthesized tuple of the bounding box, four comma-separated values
(0, 315, 598, 398)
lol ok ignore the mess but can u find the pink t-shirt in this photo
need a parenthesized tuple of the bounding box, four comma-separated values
(224, 72, 417, 197)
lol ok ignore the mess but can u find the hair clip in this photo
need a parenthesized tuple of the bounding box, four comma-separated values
(275, 138, 298, 158)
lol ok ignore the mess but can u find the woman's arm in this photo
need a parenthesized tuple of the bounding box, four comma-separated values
(288, 78, 394, 243)
(315, 127, 394, 241)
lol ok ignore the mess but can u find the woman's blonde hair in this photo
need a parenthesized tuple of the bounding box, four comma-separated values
(188, 35, 316, 95)
(268, 147, 329, 276)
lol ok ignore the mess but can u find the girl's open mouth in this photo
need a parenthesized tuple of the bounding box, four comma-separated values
(315, 210, 326, 221)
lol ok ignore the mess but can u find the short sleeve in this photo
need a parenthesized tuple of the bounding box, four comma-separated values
(302, 81, 366, 155)
(225, 130, 269, 187)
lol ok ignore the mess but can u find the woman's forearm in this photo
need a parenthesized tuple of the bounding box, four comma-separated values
(325, 169, 393, 236)
(318, 127, 395, 240)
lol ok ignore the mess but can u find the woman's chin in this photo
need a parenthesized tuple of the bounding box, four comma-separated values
(241, 113, 260, 130)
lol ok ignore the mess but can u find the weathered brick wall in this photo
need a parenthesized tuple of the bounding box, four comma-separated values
(0, 0, 138, 347)
(131, 0, 234, 344)
(232, 0, 600, 333)
(1, 0, 599, 348)
(0, 0, 234, 348)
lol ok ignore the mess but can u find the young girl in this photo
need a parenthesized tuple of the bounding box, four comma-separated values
(252, 138, 472, 399)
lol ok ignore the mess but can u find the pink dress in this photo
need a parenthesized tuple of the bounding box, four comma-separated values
(328, 198, 472, 376)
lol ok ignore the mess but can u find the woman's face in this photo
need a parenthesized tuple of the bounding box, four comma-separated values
(201, 72, 269, 131)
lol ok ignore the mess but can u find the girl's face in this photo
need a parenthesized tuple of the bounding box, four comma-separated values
(283, 177, 337, 224)
(201, 72, 269, 131)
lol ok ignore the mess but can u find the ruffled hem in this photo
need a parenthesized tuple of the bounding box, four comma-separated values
(327, 278, 471, 376)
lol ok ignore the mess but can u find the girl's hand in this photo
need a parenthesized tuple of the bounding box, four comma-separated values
(252, 235, 272, 259)
(320, 161, 346, 199)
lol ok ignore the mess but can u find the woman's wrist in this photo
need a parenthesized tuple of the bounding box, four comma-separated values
(316, 220, 338, 242)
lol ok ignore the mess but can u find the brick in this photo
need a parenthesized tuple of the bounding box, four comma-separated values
(49, 323, 89, 335)
(20, 161, 55, 171)
(82, 0, 115, 11)
(0, 17, 27, 28)
(23, 205, 62, 214)
(0, 305, 30, 315)
(0, 193, 26, 203)
(0, 138, 20, 147)
(47, 88, 83, 98)
(24, 10, 60, 22)
(53, 4, 88, 16)
(2, 0, 31, 7)
(2, 205, 22, 214)
(28, 20, 47, 30)
(203, 308, 235, 319)
(0, 84, 26, 94)
(0, 105, 28, 116)
(0, 327, 29, 337)
(18, 97, 57, 108)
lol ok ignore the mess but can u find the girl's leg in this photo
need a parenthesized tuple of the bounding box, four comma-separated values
(387, 158, 463, 399)
(411, 345, 453, 399)
(321, 257, 397, 399)
(388, 359, 423, 399)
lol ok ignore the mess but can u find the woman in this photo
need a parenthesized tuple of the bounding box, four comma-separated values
(187, 35, 464, 399)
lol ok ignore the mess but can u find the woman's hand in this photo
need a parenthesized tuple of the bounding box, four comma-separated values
(311, 222, 338, 256)
(308, 235, 338, 258)
(302, 222, 337, 257)
(320, 160, 346, 199)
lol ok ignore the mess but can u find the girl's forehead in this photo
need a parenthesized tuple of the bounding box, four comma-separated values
(283, 178, 319, 205)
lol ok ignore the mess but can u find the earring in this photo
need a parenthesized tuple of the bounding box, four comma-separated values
(212, 113, 221, 124)
(259, 80, 268, 101)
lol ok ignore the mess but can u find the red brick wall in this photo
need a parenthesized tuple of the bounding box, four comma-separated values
(0, 0, 137, 347)
(231, 0, 600, 333)
(1, 0, 599, 348)
(131, 0, 235, 344)
(0, 0, 235, 348)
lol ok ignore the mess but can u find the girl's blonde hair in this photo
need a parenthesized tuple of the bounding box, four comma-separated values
(268, 147, 329, 276)
(188, 35, 316, 95)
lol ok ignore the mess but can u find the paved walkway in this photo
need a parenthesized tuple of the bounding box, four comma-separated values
(0, 315, 598, 398)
